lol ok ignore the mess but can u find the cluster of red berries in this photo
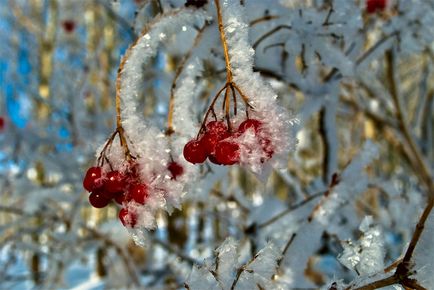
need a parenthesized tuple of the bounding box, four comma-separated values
(183, 119, 273, 166)
(366, 0, 387, 13)
(83, 160, 184, 228)
(83, 164, 147, 227)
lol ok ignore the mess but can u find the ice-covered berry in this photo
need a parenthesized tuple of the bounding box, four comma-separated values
(238, 119, 262, 134)
(183, 139, 207, 164)
(214, 141, 240, 165)
(119, 208, 137, 228)
(206, 120, 227, 135)
(128, 184, 149, 204)
(168, 162, 184, 180)
(83, 166, 103, 192)
(89, 191, 110, 208)
(105, 171, 126, 194)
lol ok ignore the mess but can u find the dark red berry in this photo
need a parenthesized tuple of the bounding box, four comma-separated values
(0, 117, 4, 131)
(202, 131, 231, 155)
(105, 171, 126, 194)
(89, 191, 110, 208)
(83, 167, 103, 192)
(168, 162, 184, 180)
(214, 141, 240, 165)
(114, 192, 127, 205)
(208, 154, 222, 165)
(119, 208, 137, 228)
(366, 0, 386, 13)
(62, 20, 76, 33)
(238, 119, 262, 134)
(128, 184, 149, 204)
(183, 139, 207, 164)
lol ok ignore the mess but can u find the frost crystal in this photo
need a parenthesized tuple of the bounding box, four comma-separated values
(410, 209, 434, 288)
(95, 10, 208, 240)
(185, 237, 281, 290)
(338, 216, 385, 275)
(221, 0, 298, 176)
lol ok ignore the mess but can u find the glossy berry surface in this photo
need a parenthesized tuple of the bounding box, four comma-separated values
(89, 191, 110, 208)
(214, 141, 240, 165)
(62, 20, 76, 33)
(119, 208, 137, 228)
(238, 119, 262, 134)
(128, 184, 148, 204)
(83, 166, 103, 192)
(183, 140, 207, 164)
(168, 162, 184, 180)
(105, 171, 126, 194)
(366, 0, 386, 13)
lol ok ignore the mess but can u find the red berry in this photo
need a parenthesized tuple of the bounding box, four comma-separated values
(83, 167, 103, 192)
(206, 120, 227, 135)
(0, 117, 4, 131)
(114, 192, 127, 205)
(105, 171, 126, 194)
(62, 20, 76, 33)
(366, 0, 386, 13)
(214, 141, 240, 165)
(168, 162, 184, 180)
(260, 138, 274, 161)
(183, 139, 207, 164)
(128, 184, 148, 204)
(238, 119, 262, 134)
(119, 208, 137, 228)
(89, 191, 110, 208)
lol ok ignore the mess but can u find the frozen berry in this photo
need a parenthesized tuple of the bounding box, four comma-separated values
(128, 184, 148, 204)
(83, 166, 103, 192)
(105, 171, 126, 194)
(89, 191, 110, 208)
(183, 139, 207, 164)
(366, 0, 386, 13)
(260, 138, 274, 161)
(62, 20, 76, 33)
(238, 119, 262, 134)
(114, 192, 127, 205)
(214, 141, 240, 165)
(119, 208, 137, 228)
(202, 131, 231, 155)
(206, 120, 227, 135)
(168, 162, 184, 180)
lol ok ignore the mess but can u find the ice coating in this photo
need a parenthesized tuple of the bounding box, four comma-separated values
(221, 0, 298, 176)
(94, 9, 208, 236)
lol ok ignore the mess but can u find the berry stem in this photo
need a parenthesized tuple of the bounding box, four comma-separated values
(214, 0, 233, 84)
(224, 86, 231, 130)
(197, 83, 229, 138)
